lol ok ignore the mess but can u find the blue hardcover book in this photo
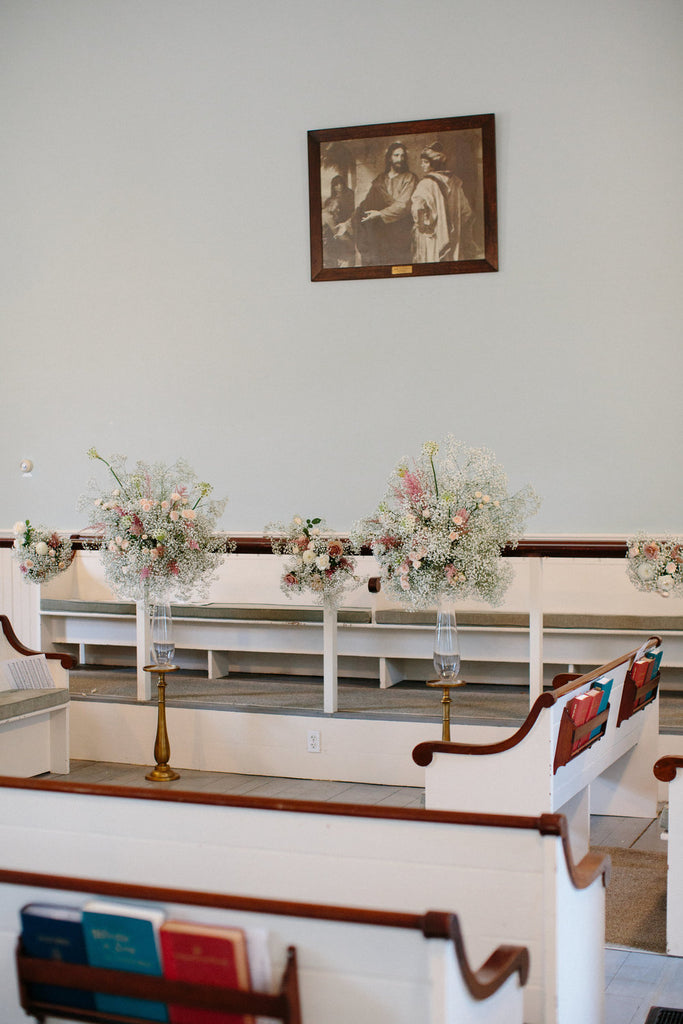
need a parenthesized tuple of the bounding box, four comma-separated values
(589, 677, 613, 740)
(20, 902, 96, 1011)
(646, 647, 663, 679)
(82, 899, 168, 1022)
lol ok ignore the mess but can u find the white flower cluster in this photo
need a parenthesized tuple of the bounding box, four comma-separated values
(266, 515, 359, 607)
(353, 435, 540, 608)
(78, 449, 230, 602)
(626, 534, 683, 598)
(12, 520, 73, 584)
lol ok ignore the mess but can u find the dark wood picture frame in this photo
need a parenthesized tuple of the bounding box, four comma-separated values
(308, 113, 498, 282)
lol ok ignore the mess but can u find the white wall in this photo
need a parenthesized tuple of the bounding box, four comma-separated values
(1, 0, 682, 535)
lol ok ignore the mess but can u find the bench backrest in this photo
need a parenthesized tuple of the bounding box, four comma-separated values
(0, 776, 608, 1024)
(414, 639, 661, 818)
(0, 866, 529, 1024)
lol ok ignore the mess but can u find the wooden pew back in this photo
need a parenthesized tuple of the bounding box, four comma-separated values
(0, 776, 608, 1024)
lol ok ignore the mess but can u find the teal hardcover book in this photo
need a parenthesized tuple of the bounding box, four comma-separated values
(20, 902, 96, 1012)
(589, 677, 612, 740)
(82, 899, 168, 1022)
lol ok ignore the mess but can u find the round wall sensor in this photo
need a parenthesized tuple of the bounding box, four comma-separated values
(20, 459, 33, 474)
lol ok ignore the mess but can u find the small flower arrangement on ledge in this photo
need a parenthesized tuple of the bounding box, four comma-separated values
(12, 520, 73, 584)
(353, 435, 540, 608)
(79, 448, 229, 602)
(266, 515, 359, 607)
(626, 534, 683, 598)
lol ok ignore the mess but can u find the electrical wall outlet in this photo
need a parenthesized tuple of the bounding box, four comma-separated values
(306, 729, 321, 753)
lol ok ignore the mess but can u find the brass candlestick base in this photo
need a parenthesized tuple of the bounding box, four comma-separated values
(426, 677, 466, 741)
(144, 663, 180, 782)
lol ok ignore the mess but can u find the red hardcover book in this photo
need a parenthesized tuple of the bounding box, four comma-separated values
(569, 692, 595, 753)
(574, 688, 603, 751)
(160, 920, 254, 1024)
(631, 658, 651, 686)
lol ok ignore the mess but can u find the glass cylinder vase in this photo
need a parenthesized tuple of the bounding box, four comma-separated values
(150, 602, 175, 666)
(433, 595, 461, 683)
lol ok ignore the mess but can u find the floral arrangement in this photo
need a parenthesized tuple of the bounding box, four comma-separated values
(353, 436, 540, 608)
(11, 520, 73, 584)
(266, 515, 359, 606)
(626, 534, 683, 598)
(79, 448, 229, 602)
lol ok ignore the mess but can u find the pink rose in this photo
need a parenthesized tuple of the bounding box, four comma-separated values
(328, 539, 344, 558)
(644, 543, 660, 559)
(283, 573, 298, 587)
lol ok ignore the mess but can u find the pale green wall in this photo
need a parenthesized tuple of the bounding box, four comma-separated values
(1, 0, 682, 534)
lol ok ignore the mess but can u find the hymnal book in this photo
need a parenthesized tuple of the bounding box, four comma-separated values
(646, 647, 663, 678)
(631, 658, 652, 686)
(589, 677, 613, 740)
(160, 919, 254, 1024)
(569, 692, 596, 753)
(82, 899, 168, 1022)
(1, 654, 55, 690)
(20, 902, 95, 1012)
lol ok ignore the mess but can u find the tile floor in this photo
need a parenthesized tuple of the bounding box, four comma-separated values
(41, 760, 683, 1023)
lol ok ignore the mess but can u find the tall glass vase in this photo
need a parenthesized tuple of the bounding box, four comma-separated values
(150, 601, 175, 666)
(433, 595, 461, 683)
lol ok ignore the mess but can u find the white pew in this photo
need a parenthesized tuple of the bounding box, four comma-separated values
(654, 754, 683, 957)
(0, 776, 610, 1024)
(0, 867, 529, 1024)
(0, 615, 72, 776)
(414, 640, 662, 857)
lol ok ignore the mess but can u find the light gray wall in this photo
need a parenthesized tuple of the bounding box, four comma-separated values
(2, 0, 682, 535)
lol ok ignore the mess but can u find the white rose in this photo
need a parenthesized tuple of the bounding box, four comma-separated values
(34, 541, 48, 557)
(302, 549, 316, 564)
(666, 562, 677, 575)
(13, 521, 27, 535)
(658, 576, 673, 593)
(637, 563, 656, 581)
(316, 554, 330, 570)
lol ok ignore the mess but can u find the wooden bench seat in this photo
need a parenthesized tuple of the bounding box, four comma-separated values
(0, 775, 610, 1024)
(40, 597, 372, 624)
(0, 615, 72, 776)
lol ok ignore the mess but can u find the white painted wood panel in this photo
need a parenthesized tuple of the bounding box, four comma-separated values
(0, 784, 605, 1023)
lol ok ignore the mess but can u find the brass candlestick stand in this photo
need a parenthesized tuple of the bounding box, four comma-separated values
(426, 678, 466, 741)
(144, 663, 180, 781)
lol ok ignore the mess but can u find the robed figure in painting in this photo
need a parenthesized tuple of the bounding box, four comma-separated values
(355, 142, 417, 266)
(410, 142, 476, 263)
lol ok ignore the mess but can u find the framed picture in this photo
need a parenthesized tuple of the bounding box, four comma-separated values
(307, 113, 498, 282)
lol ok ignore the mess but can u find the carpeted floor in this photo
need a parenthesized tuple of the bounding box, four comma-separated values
(67, 665, 683, 731)
(596, 846, 668, 954)
(68, 667, 530, 723)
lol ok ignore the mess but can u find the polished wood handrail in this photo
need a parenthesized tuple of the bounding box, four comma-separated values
(654, 755, 683, 783)
(0, 534, 634, 558)
(2, 868, 529, 1003)
(0, 614, 75, 670)
(0, 776, 609, 892)
(413, 638, 662, 767)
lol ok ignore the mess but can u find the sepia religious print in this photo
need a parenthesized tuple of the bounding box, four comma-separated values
(308, 114, 498, 282)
